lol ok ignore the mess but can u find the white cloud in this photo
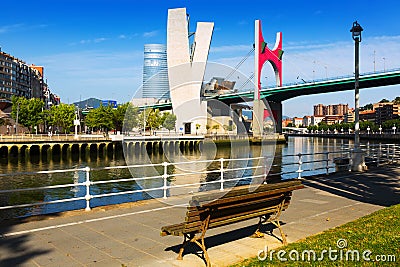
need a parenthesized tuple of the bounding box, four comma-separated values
(210, 44, 252, 53)
(94, 37, 107, 43)
(0, 23, 46, 34)
(29, 50, 144, 103)
(0, 24, 24, 33)
(143, 30, 158, 38)
(210, 35, 400, 117)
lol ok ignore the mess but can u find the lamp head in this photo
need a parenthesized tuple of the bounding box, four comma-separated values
(350, 21, 363, 41)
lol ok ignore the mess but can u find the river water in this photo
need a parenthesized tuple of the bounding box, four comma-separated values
(0, 137, 355, 220)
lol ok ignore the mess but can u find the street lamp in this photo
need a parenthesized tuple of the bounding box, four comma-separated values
(367, 126, 370, 135)
(393, 125, 397, 134)
(350, 21, 366, 171)
(379, 125, 382, 135)
(15, 102, 20, 135)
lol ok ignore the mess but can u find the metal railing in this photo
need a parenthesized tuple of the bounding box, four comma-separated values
(0, 133, 110, 142)
(0, 144, 399, 217)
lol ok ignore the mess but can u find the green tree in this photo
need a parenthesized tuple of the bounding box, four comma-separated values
(147, 109, 162, 134)
(382, 119, 400, 130)
(0, 117, 4, 126)
(393, 97, 400, 104)
(317, 122, 328, 131)
(112, 103, 139, 134)
(359, 121, 376, 131)
(47, 103, 75, 133)
(379, 98, 390, 103)
(162, 112, 177, 134)
(122, 103, 139, 134)
(138, 108, 152, 133)
(361, 103, 373, 110)
(206, 124, 211, 133)
(11, 96, 45, 132)
(85, 105, 114, 133)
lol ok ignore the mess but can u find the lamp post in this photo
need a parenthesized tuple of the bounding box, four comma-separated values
(367, 126, 370, 135)
(379, 125, 382, 135)
(15, 102, 20, 135)
(393, 125, 397, 134)
(74, 110, 79, 139)
(350, 21, 366, 171)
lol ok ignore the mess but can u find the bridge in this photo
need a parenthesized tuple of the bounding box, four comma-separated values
(217, 68, 400, 103)
(142, 68, 400, 133)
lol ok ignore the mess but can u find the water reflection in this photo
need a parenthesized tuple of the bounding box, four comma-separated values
(0, 137, 359, 219)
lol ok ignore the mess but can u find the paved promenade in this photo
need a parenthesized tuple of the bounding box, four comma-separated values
(1, 166, 399, 266)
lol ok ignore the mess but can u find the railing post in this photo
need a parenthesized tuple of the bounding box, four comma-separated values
(163, 162, 168, 199)
(348, 150, 353, 172)
(325, 152, 329, 175)
(392, 144, 395, 163)
(387, 144, 390, 161)
(220, 158, 224, 191)
(297, 153, 303, 179)
(377, 144, 381, 167)
(84, 166, 92, 211)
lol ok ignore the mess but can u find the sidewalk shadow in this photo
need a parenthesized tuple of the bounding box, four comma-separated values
(165, 221, 282, 261)
(303, 166, 400, 207)
(0, 218, 53, 265)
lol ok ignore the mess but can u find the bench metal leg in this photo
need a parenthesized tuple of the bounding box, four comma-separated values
(253, 199, 288, 245)
(270, 200, 288, 245)
(271, 219, 287, 245)
(177, 216, 211, 267)
(177, 233, 194, 260)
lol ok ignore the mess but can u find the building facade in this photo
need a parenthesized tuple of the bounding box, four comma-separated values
(302, 116, 312, 127)
(313, 104, 326, 116)
(311, 116, 325, 126)
(142, 44, 170, 100)
(374, 102, 400, 124)
(314, 103, 348, 116)
(0, 49, 56, 110)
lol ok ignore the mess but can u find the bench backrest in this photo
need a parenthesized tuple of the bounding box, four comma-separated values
(182, 180, 303, 233)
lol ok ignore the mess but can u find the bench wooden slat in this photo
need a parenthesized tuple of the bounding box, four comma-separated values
(181, 204, 285, 234)
(190, 180, 302, 205)
(185, 193, 289, 221)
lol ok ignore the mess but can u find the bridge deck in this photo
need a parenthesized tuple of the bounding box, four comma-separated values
(0, 166, 399, 266)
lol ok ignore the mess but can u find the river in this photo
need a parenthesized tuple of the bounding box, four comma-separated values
(0, 136, 356, 220)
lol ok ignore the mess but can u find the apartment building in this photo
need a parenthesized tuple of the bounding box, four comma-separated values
(0, 49, 55, 110)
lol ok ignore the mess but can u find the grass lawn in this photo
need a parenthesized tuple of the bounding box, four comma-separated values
(232, 204, 399, 266)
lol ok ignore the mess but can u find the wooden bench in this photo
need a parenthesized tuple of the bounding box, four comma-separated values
(161, 180, 304, 266)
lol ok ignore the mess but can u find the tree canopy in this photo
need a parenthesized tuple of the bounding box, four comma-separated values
(46, 103, 76, 133)
(162, 112, 177, 133)
(85, 104, 114, 132)
(11, 96, 44, 132)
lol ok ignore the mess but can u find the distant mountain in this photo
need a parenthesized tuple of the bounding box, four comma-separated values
(282, 115, 290, 120)
(73, 98, 101, 109)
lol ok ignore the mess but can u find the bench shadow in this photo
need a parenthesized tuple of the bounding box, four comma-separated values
(165, 221, 284, 261)
(303, 166, 400, 207)
(0, 215, 57, 266)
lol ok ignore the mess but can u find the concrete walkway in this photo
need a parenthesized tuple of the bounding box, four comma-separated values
(0, 166, 399, 267)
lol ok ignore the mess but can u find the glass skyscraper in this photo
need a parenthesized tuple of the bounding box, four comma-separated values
(142, 44, 170, 99)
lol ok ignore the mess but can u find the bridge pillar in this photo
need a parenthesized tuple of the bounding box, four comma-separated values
(254, 20, 283, 137)
(267, 100, 283, 133)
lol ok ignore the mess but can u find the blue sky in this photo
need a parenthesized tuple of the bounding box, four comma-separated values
(1, 0, 400, 117)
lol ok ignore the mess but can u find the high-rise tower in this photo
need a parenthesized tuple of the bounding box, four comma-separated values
(142, 44, 169, 99)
